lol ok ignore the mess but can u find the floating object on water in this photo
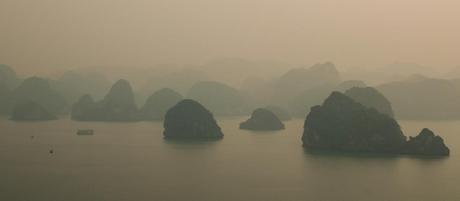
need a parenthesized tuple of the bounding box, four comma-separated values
(30, 136, 34, 139)
(77, 129, 94, 135)
(49, 149, 54, 154)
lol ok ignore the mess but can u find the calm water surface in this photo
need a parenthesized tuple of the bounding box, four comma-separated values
(0, 117, 459, 201)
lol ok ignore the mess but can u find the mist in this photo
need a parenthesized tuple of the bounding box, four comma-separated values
(2, 1, 460, 201)
(1, 0, 459, 76)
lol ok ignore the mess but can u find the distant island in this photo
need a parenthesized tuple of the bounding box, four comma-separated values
(71, 79, 140, 122)
(141, 88, 183, 121)
(302, 92, 449, 156)
(240, 108, 285, 131)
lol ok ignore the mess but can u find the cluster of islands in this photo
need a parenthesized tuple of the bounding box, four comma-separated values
(0, 63, 452, 156)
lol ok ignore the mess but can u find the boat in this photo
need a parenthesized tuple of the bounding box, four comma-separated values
(77, 129, 94, 135)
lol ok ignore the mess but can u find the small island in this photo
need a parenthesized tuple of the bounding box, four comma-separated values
(163, 99, 223, 139)
(240, 108, 285, 131)
(302, 91, 450, 156)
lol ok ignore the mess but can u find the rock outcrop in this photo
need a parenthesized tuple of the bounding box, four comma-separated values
(141, 88, 182, 120)
(71, 79, 140, 121)
(163, 99, 223, 139)
(10, 101, 57, 121)
(240, 108, 285, 131)
(302, 92, 450, 156)
(403, 128, 450, 156)
(345, 87, 394, 117)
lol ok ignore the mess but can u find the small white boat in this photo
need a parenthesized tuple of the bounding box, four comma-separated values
(77, 129, 94, 135)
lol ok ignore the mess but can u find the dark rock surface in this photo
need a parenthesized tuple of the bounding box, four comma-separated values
(403, 128, 450, 156)
(302, 91, 450, 156)
(240, 108, 285, 131)
(10, 101, 57, 121)
(345, 87, 394, 117)
(163, 99, 223, 139)
(303, 92, 405, 153)
(141, 88, 182, 120)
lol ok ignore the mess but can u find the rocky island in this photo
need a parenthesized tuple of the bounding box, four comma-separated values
(71, 79, 140, 121)
(10, 101, 57, 121)
(240, 108, 285, 131)
(302, 91, 450, 156)
(163, 99, 223, 139)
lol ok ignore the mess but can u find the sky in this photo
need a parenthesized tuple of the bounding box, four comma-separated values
(1, 0, 459, 75)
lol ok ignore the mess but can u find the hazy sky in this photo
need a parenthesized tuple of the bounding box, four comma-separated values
(1, 0, 459, 74)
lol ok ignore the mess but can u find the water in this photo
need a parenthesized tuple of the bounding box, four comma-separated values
(0, 117, 459, 201)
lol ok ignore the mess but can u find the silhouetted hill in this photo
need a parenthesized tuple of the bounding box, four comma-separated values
(163, 99, 223, 139)
(12, 77, 67, 115)
(240, 108, 285, 131)
(51, 71, 111, 105)
(302, 92, 449, 156)
(377, 77, 460, 120)
(71, 79, 140, 121)
(345, 87, 394, 117)
(141, 88, 183, 120)
(0, 81, 13, 114)
(272, 62, 340, 105)
(335, 80, 367, 92)
(0, 64, 19, 89)
(10, 101, 57, 121)
(187, 81, 247, 116)
(140, 69, 210, 103)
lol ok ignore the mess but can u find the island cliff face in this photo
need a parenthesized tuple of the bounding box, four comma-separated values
(302, 92, 449, 156)
(240, 108, 285, 131)
(163, 99, 223, 139)
(10, 102, 57, 121)
(71, 79, 140, 121)
(141, 88, 182, 120)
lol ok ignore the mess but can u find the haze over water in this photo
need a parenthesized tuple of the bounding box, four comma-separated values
(1, 117, 458, 201)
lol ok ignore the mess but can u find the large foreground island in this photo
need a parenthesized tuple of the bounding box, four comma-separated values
(302, 92, 450, 156)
